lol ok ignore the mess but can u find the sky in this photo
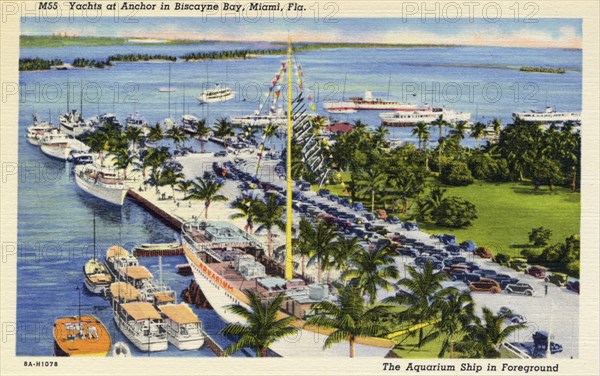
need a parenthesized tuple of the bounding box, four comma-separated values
(21, 17, 582, 49)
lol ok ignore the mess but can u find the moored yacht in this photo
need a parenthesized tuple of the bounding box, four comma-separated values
(513, 106, 581, 123)
(74, 163, 129, 206)
(158, 303, 205, 350)
(83, 259, 112, 295)
(39, 130, 72, 160)
(324, 90, 417, 112)
(230, 107, 288, 127)
(379, 107, 471, 127)
(60, 109, 91, 137)
(197, 85, 236, 104)
(27, 114, 55, 146)
(109, 282, 168, 352)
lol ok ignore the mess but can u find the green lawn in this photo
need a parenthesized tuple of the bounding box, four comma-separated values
(314, 177, 580, 258)
(419, 181, 580, 257)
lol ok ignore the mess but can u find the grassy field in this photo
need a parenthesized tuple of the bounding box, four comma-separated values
(419, 181, 580, 257)
(20, 35, 207, 48)
(315, 177, 580, 257)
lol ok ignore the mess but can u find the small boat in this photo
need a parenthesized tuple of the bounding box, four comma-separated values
(86, 113, 122, 130)
(83, 215, 112, 295)
(105, 245, 139, 280)
(158, 87, 176, 93)
(70, 151, 94, 165)
(53, 315, 112, 356)
(109, 282, 168, 352)
(125, 112, 148, 129)
(175, 263, 192, 276)
(197, 84, 236, 104)
(74, 163, 129, 206)
(134, 242, 182, 251)
(158, 303, 205, 350)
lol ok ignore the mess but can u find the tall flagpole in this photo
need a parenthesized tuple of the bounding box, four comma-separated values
(285, 35, 293, 281)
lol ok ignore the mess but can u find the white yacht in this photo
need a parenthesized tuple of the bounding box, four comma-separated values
(109, 282, 168, 352)
(27, 115, 55, 146)
(513, 107, 581, 123)
(60, 109, 91, 137)
(39, 130, 72, 160)
(74, 163, 129, 206)
(197, 85, 235, 104)
(379, 108, 471, 127)
(324, 90, 417, 112)
(86, 113, 122, 129)
(158, 304, 205, 350)
(231, 107, 287, 127)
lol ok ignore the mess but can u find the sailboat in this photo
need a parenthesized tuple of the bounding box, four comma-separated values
(83, 214, 113, 295)
(53, 287, 112, 356)
(180, 37, 395, 357)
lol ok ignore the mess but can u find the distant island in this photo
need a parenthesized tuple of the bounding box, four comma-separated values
(19, 35, 458, 71)
(520, 66, 566, 74)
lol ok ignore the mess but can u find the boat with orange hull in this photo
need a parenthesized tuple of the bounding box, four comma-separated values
(53, 315, 112, 356)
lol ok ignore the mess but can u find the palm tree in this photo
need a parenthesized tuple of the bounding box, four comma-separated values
(124, 126, 144, 152)
(176, 179, 193, 200)
(221, 290, 298, 357)
(160, 166, 185, 199)
(293, 218, 316, 278)
(253, 193, 285, 258)
(165, 126, 188, 150)
(305, 284, 394, 358)
(263, 123, 279, 154)
(430, 115, 449, 174)
(110, 147, 137, 179)
(421, 288, 475, 358)
(145, 122, 164, 143)
(213, 117, 234, 147)
(190, 119, 210, 153)
(470, 121, 487, 148)
(230, 196, 258, 233)
(412, 122, 431, 169)
(342, 243, 399, 304)
(384, 261, 447, 348)
(491, 118, 502, 138)
(460, 307, 525, 358)
(373, 124, 390, 149)
(356, 166, 387, 212)
(449, 120, 469, 141)
(304, 219, 337, 284)
(331, 235, 363, 274)
(185, 178, 228, 219)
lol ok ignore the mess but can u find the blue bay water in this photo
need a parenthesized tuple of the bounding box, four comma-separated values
(17, 43, 581, 356)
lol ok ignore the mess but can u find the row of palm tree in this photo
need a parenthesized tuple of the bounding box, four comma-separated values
(221, 261, 523, 358)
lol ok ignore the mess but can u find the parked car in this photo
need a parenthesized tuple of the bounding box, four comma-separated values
(398, 248, 419, 258)
(505, 282, 535, 296)
(532, 331, 563, 355)
(388, 216, 401, 224)
(450, 270, 480, 283)
(566, 279, 580, 294)
(497, 307, 528, 325)
(446, 245, 462, 256)
(474, 247, 493, 259)
(213, 150, 228, 157)
(509, 257, 529, 272)
(528, 265, 547, 279)
(403, 221, 419, 231)
(468, 278, 501, 293)
(435, 234, 456, 245)
(460, 240, 477, 252)
(545, 272, 568, 286)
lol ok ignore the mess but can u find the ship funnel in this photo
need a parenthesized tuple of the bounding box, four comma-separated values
(364, 90, 373, 101)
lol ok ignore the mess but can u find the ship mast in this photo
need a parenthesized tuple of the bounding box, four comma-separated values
(285, 35, 293, 281)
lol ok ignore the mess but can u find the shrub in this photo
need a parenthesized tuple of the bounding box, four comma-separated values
(528, 227, 552, 247)
(494, 253, 511, 266)
(440, 161, 474, 186)
(431, 196, 478, 228)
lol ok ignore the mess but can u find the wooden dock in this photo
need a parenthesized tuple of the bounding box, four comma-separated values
(127, 189, 184, 230)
